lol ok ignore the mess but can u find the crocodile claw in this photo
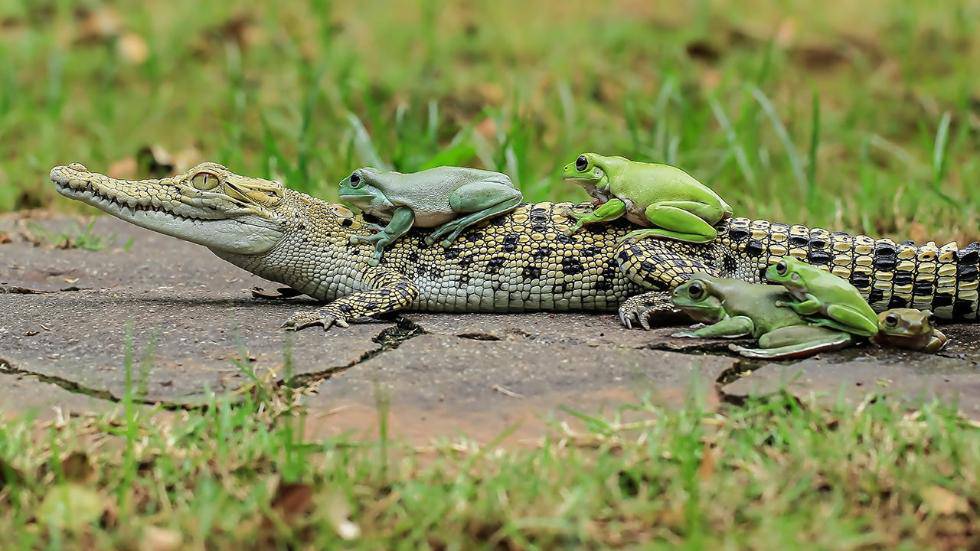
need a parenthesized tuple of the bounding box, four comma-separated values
(282, 308, 350, 332)
(617, 297, 657, 330)
(618, 292, 684, 330)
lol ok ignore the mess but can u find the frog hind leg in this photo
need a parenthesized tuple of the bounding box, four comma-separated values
(424, 183, 524, 246)
(672, 315, 755, 339)
(731, 326, 854, 360)
(621, 201, 724, 244)
(823, 303, 879, 337)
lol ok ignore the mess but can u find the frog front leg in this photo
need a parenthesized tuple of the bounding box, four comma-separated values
(424, 181, 523, 247)
(622, 201, 726, 244)
(565, 198, 627, 235)
(349, 207, 415, 266)
(672, 315, 754, 339)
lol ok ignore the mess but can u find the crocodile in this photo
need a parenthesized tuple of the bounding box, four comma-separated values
(50, 162, 979, 330)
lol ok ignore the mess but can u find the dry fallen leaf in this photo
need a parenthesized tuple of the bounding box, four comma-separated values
(697, 446, 718, 481)
(272, 482, 315, 520)
(920, 485, 969, 515)
(118, 32, 149, 64)
(75, 7, 122, 43)
(475, 117, 497, 140)
(793, 44, 849, 71)
(0, 231, 11, 244)
(61, 451, 95, 483)
(139, 526, 183, 551)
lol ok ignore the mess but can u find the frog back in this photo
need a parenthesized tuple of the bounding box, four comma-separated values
(377, 167, 514, 225)
(613, 163, 730, 211)
(798, 264, 878, 321)
(709, 279, 806, 337)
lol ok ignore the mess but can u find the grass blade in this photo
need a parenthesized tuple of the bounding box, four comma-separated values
(708, 96, 756, 187)
(751, 86, 808, 197)
(346, 112, 391, 170)
(929, 111, 958, 207)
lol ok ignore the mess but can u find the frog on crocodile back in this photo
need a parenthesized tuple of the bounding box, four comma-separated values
(561, 153, 733, 244)
(339, 166, 523, 265)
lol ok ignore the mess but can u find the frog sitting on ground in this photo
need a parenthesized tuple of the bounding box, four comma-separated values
(874, 308, 948, 352)
(670, 274, 854, 360)
(765, 256, 880, 337)
(339, 166, 523, 265)
(561, 153, 733, 243)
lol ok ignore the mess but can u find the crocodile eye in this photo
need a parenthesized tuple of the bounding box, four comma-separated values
(349, 172, 362, 188)
(575, 155, 588, 171)
(775, 260, 788, 276)
(688, 281, 705, 299)
(191, 171, 220, 191)
(884, 314, 898, 327)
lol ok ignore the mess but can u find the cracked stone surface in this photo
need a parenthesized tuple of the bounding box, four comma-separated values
(2, 214, 979, 439)
(1, 214, 390, 406)
(303, 331, 733, 442)
(723, 333, 980, 418)
(0, 370, 116, 420)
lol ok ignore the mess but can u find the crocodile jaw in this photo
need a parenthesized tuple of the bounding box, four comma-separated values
(50, 165, 285, 255)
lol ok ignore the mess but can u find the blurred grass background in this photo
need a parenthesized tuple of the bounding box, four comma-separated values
(0, 0, 977, 241)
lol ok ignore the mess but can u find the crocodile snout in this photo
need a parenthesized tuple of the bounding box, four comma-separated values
(50, 163, 95, 192)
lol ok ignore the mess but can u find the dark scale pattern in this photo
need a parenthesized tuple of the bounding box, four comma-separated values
(192, 187, 977, 321)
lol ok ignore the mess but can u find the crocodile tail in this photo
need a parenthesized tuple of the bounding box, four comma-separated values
(719, 218, 979, 321)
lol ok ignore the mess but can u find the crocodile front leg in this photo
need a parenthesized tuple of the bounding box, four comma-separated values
(615, 238, 727, 329)
(282, 267, 419, 331)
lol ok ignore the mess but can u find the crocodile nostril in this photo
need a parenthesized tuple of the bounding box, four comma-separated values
(67, 162, 89, 172)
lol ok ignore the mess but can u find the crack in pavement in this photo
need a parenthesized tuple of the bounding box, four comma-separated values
(1, 318, 429, 413)
(0, 357, 209, 411)
(287, 317, 426, 388)
(0, 284, 86, 294)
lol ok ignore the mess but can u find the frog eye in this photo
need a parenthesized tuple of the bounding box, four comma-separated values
(349, 172, 363, 188)
(191, 170, 221, 191)
(575, 155, 588, 171)
(775, 260, 788, 276)
(688, 281, 705, 299)
(884, 313, 898, 327)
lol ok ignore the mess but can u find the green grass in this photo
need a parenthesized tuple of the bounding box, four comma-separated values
(2, 2, 979, 546)
(0, 0, 976, 241)
(1, 373, 977, 548)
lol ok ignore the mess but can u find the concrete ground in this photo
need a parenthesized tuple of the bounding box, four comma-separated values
(2, 214, 978, 442)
